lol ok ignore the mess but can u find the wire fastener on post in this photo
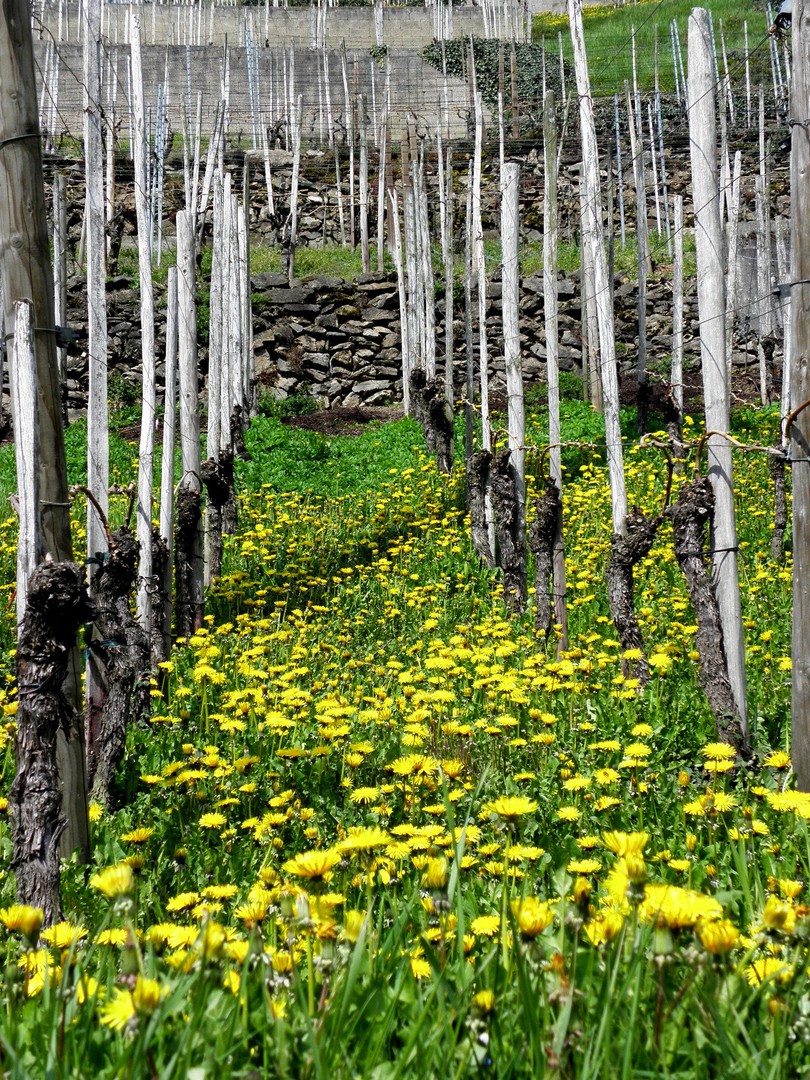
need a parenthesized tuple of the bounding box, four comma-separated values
(0, 133, 40, 151)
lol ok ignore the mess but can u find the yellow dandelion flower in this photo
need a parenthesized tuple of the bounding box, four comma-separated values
(761, 895, 796, 934)
(283, 848, 342, 879)
(470, 914, 500, 938)
(338, 828, 391, 853)
(89, 863, 134, 899)
(696, 917, 738, 954)
(602, 831, 650, 857)
(166, 892, 201, 913)
(745, 958, 794, 986)
(421, 857, 449, 890)
(120, 827, 154, 843)
(40, 922, 87, 949)
(704, 759, 734, 774)
(583, 911, 624, 946)
(480, 796, 538, 821)
(567, 858, 602, 875)
(701, 742, 736, 761)
(0, 905, 43, 941)
(198, 812, 227, 829)
(472, 989, 495, 1012)
(711, 792, 737, 813)
(349, 787, 380, 804)
(764, 751, 791, 769)
(410, 956, 431, 979)
(235, 899, 269, 925)
(96, 929, 128, 946)
(511, 896, 554, 937)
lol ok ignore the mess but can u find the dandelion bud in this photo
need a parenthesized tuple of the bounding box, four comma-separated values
(572, 876, 591, 910)
(624, 854, 646, 883)
(422, 857, 449, 891)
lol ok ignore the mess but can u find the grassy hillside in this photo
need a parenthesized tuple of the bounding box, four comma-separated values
(533, 0, 776, 96)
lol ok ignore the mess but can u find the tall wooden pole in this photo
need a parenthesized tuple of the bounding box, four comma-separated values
(9, 301, 40, 628)
(83, 0, 110, 782)
(790, 0, 810, 789)
(159, 269, 178, 665)
(177, 210, 204, 633)
(502, 161, 524, 509)
(688, 8, 748, 743)
(131, 18, 156, 639)
(544, 91, 568, 650)
(0, 0, 89, 861)
(568, 0, 626, 536)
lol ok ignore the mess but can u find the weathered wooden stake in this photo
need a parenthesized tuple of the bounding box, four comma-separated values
(790, 0, 810, 789)
(543, 91, 568, 649)
(10, 301, 40, 626)
(688, 7, 749, 748)
(569, 0, 626, 535)
(175, 210, 204, 636)
(158, 268, 178, 664)
(131, 17, 156, 640)
(0, 0, 88, 861)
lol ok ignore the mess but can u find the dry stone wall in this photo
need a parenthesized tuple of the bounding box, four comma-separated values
(58, 262, 716, 420)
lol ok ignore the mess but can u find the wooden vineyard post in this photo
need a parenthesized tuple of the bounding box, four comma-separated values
(671, 195, 685, 439)
(84, 0, 109, 765)
(570, 0, 662, 681)
(9, 302, 40, 627)
(131, 17, 156, 641)
(790, 0, 810, 790)
(567, 1, 625, 536)
(444, 145, 454, 410)
(472, 92, 494, 556)
(541, 91, 568, 651)
(688, 8, 749, 750)
(502, 162, 524, 512)
(158, 269, 178, 666)
(175, 210, 204, 636)
(417, 153, 436, 384)
(52, 173, 68, 418)
(0, 0, 89, 861)
(359, 95, 370, 274)
(499, 161, 526, 613)
(389, 189, 411, 414)
(725, 151, 742, 383)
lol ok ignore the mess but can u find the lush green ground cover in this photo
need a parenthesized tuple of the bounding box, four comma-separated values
(533, 0, 774, 96)
(0, 399, 804, 1078)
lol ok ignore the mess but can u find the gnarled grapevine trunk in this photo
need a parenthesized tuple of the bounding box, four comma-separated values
(769, 449, 788, 561)
(490, 449, 527, 614)
(11, 561, 93, 925)
(87, 528, 150, 807)
(411, 372, 454, 474)
(201, 444, 235, 579)
(606, 509, 660, 686)
(150, 526, 171, 669)
(466, 450, 494, 568)
(530, 478, 561, 641)
(175, 486, 204, 637)
(669, 477, 748, 755)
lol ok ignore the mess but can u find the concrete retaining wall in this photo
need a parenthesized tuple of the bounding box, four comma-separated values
(34, 41, 476, 139)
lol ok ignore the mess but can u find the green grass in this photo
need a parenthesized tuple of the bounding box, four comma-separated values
(533, 0, 774, 96)
(0, 399, 804, 1077)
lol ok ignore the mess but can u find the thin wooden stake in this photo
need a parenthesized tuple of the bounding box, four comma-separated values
(544, 91, 568, 650)
(688, 7, 749, 745)
(569, 0, 626, 535)
(10, 301, 40, 627)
